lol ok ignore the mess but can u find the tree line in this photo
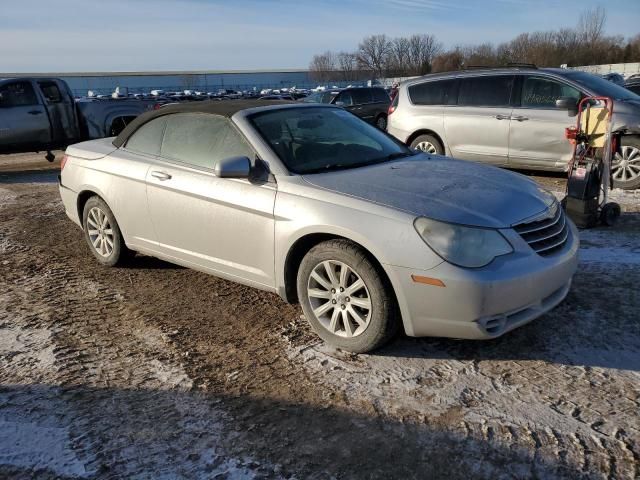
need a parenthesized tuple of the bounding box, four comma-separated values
(309, 7, 640, 82)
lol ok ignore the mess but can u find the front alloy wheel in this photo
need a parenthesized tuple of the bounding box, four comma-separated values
(297, 239, 399, 353)
(307, 260, 372, 338)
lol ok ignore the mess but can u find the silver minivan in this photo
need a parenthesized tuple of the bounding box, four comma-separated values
(387, 67, 640, 189)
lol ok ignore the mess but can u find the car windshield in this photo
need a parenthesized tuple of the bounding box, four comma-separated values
(250, 107, 415, 174)
(300, 91, 338, 103)
(565, 71, 640, 100)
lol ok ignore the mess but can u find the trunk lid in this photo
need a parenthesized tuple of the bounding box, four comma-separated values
(65, 137, 117, 160)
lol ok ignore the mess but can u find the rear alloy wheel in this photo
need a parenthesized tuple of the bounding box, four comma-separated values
(612, 137, 640, 190)
(376, 115, 388, 131)
(410, 134, 444, 155)
(297, 239, 399, 353)
(82, 197, 131, 267)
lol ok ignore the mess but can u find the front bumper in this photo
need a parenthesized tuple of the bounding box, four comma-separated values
(387, 220, 579, 339)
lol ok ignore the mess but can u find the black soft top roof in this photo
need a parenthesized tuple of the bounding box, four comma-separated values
(112, 99, 295, 148)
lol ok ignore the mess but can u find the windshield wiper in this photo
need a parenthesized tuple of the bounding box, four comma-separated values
(384, 151, 416, 161)
(302, 152, 416, 174)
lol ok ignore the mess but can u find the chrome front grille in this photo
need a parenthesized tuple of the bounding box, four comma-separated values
(514, 203, 568, 256)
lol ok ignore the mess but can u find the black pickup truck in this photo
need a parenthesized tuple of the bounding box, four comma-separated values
(0, 77, 161, 160)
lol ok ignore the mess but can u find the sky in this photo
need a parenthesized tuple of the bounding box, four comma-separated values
(1, 0, 638, 73)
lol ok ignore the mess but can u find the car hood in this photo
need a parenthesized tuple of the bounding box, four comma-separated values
(301, 155, 557, 228)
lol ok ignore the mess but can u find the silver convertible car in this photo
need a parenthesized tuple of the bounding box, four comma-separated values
(59, 100, 579, 353)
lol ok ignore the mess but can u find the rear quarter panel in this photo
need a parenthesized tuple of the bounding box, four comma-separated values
(63, 143, 156, 249)
(388, 87, 446, 146)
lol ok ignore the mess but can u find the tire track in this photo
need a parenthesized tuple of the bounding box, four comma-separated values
(0, 191, 271, 479)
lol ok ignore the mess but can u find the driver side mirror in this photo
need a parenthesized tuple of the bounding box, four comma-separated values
(214, 156, 251, 178)
(556, 96, 579, 117)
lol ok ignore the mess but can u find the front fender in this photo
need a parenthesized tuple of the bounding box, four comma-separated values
(274, 187, 445, 336)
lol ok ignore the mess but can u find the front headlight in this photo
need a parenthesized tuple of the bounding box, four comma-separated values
(414, 217, 513, 268)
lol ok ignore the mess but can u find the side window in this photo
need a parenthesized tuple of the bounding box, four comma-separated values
(351, 89, 373, 105)
(521, 76, 581, 108)
(125, 116, 167, 156)
(409, 79, 457, 106)
(458, 76, 514, 107)
(161, 114, 254, 169)
(38, 81, 63, 103)
(321, 92, 337, 103)
(372, 88, 390, 103)
(336, 91, 353, 106)
(0, 81, 38, 107)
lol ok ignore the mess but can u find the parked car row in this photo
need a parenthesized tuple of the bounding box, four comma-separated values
(386, 66, 640, 190)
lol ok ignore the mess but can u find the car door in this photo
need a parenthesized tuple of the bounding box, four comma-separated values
(370, 87, 391, 117)
(37, 80, 79, 146)
(351, 89, 376, 123)
(0, 80, 51, 151)
(145, 113, 277, 288)
(333, 90, 356, 115)
(508, 75, 582, 170)
(111, 115, 168, 251)
(443, 74, 514, 165)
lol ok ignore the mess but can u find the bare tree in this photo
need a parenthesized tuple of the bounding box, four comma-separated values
(578, 6, 606, 45)
(388, 37, 411, 76)
(309, 51, 338, 82)
(461, 43, 498, 67)
(336, 52, 360, 81)
(407, 34, 442, 75)
(308, 7, 640, 79)
(431, 48, 464, 73)
(357, 34, 392, 77)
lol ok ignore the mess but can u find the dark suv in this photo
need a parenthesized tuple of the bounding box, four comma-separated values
(301, 87, 391, 129)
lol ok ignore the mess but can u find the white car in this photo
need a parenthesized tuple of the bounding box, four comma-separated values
(59, 101, 579, 352)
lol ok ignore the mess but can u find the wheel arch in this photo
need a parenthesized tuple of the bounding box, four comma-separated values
(77, 189, 102, 227)
(282, 232, 409, 333)
(406, 129, 445, 152)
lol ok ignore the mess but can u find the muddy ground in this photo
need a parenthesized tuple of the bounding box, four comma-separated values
(0, 153, 639, 479)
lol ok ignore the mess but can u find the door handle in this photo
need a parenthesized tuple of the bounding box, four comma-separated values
(512, 116, 529, 122)
(150, 171, 172, 181)
(493, 114, 510, 120)
(28, 110, 43, 115)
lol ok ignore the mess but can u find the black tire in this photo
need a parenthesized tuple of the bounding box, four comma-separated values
(375, 114, 387, 131)
(297, 239, 400, 353)
(600, 202, 621, 226)
(82, 196, 132, 267)
(612, 136, 640, 190)
(409, 133, 444, 155)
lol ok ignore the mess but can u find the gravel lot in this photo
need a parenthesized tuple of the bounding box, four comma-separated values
(1, 153, 639, 479)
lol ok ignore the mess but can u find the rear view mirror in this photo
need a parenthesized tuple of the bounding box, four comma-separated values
(214, 156, 251, 178)
(556, 97, 579, 116)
